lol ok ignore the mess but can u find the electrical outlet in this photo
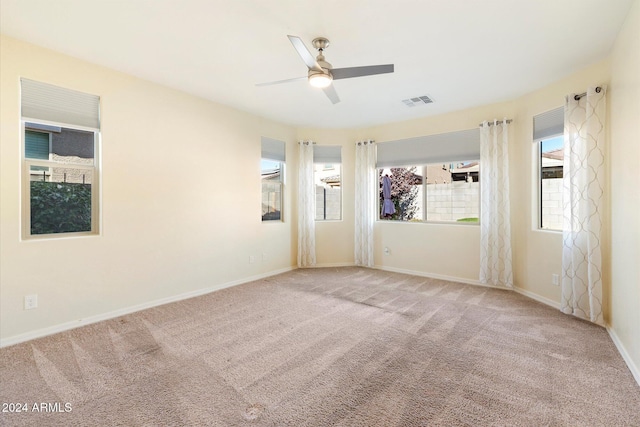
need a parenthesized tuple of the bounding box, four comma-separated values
(552, 274, 559, 286)
(249, 255, 256, 264)
(24, 294, 38, 310)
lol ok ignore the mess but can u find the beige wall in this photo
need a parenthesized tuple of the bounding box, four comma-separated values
(0, 36, 297, 343)
(609, 0, 640, 378)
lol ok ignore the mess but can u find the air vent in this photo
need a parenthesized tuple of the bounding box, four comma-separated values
(402, 95, 434, 107)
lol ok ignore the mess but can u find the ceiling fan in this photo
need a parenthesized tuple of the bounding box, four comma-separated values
(256, 35, 394, 104)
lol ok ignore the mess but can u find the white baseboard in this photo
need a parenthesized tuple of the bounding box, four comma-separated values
(312, 262, 357, 268)
(0, 266, 295, 349)
(513, 286, 561, 309)
(607, 326, 640, 387)
(373, 264, 498, 288)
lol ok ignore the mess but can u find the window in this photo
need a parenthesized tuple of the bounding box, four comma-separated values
(534, 107, 564, 231)
(376, 129, 480, 224)
(313, 145, 341, 221)
(261, 159, 283, 221)
(261, 137, 285, 221)
(21, 79, 100, 238)
(378, 163, 479, 222)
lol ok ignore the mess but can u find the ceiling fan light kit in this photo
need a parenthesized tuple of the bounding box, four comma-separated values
(257, 35, 394, 104)
(308, 72, 332, 88)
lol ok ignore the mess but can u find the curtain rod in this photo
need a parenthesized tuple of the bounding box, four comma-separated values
(573, 86, 602, 101)
(356, 140, 375, 146)
(298, 141, 316, 145)
(478, 119, 513, 127)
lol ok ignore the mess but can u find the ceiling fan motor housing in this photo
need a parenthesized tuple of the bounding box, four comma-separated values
(312, 37, 333, 76)
(311, 37, 330, 50)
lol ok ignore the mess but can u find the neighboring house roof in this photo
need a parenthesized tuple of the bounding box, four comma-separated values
(542, 149, 563, 168)
(320, 175, 341, 187)
(406, 172, 423, 185)
(542, 149, 563, 160)
(261, 170, 281, 180)
(451, 162, 479, 174)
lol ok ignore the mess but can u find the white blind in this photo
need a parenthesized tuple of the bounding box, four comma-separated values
(533, 107, 564, 140)
(376, 128, 480, 168)
(313, 145, 341, 164)
(261, 137, 286, 161)
(21, 78, 100, 129)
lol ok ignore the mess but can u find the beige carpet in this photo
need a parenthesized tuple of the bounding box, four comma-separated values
(1, 267, 639, 426)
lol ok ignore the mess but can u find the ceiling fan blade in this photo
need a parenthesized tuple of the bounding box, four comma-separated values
(322, 85, 340, 104)
(331, 64, 394, 80)
(255, 76, 306, 87)
(287, 35, 323, 72)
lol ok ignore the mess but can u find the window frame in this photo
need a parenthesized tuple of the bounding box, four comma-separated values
(261, 158, 284, 222)
(260, 137, 286, 223)
(21, 119, 101, 239)
(533, 106, 564, 233)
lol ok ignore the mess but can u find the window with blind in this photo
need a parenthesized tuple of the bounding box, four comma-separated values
(377, 129, 480, 223)
(21, 78, 100, 237)
(261, 137, 285, 221)
(534, 106, 564, 231)
(313, 145, 342, 221)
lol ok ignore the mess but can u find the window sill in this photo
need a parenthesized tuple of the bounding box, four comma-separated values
(377, 219, 480, 226)
(535, 227, 562, 234)
(21, 231, 100, 242)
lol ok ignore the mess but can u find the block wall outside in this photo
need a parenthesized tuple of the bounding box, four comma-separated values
(426, 181, 479, 221)
(316, 186, 341, 220)
(541, 178, 563, 230)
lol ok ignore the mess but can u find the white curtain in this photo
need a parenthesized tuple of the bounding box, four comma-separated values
(297, 141, 316, 267)
(479, 119, 513, 288)
(561, 86, 606, 326)
(354, 140, 376, 267)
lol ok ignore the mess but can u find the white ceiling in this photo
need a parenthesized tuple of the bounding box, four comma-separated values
(0, 0, 633, 129)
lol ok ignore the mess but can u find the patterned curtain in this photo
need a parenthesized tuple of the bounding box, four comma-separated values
(354, 140, 376, 267)
(479, 119, 513, 288)
(297, 141, 316, 267)
(561, 86, 606, 326)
